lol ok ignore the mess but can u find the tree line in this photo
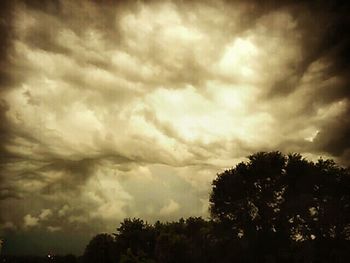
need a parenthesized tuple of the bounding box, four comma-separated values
(83, 152, 350, 263)
(2, 152, 349, 262)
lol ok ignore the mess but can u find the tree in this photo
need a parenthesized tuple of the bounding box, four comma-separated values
(209, 151, 350, 261)
(153, 218, 213, 263)
(83, 233, 117, 263)
(114, 218, 156, 260)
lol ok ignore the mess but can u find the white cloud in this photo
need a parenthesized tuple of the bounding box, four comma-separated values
(38, 209, 53, 221)
(23, 214, 39, 228)
(47, 226, 62, 232)
(58, 205, 70, 217)
(217, 37, 258, 79)
(160, 199, 180, 216)
(82, 167, 133, 221)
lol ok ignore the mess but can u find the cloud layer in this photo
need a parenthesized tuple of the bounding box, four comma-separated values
(0, 0, 349, 255)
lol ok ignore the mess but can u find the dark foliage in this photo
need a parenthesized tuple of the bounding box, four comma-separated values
(209, 151, 350, 262)
(0, 254, 80, 263)
(83, 233, 117, 263)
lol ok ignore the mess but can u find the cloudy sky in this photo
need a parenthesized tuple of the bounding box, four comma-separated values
(0, 0, 349, 256)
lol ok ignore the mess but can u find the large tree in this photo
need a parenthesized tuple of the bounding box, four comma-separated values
(114, 218, 156, 261)
(83, 233, 117, 263)
(209, 152, 350, 260)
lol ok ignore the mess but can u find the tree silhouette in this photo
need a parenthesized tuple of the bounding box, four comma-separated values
(114, 218, 156, 261)
(83, 233, 117, 263)
(210, 151, 350, 261)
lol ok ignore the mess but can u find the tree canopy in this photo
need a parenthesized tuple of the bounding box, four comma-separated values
(210, 152, 350, 260)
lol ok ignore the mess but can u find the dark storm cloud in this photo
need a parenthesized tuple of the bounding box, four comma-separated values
(0, 0, 15, 87)
(38, 158, 99, 193)
(250, 0, 350, 164)
(260, 0, 350, 96)
(0, 99, 11, 158)
(0, 186, 21, 200)
(296, 1, 350, 163)
(313, 105, 350, 157)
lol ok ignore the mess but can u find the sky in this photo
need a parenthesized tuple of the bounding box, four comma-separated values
(0, 0, 349, 256)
